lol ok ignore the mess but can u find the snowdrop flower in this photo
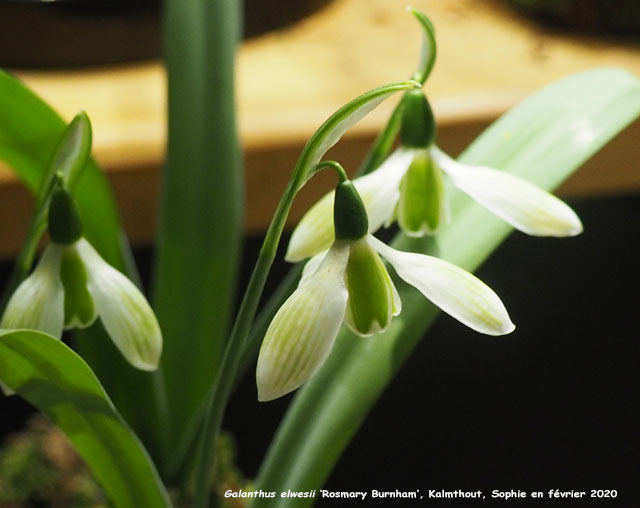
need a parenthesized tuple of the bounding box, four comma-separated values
(286, 90, 582, 262)
(257, 178, 514, 401)
(1, 187, 161, 371)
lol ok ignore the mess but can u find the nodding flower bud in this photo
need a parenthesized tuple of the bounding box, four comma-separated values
(400, 89, 436, 148)
(333, 180, 369, 241)
(48, 186, 83, 245)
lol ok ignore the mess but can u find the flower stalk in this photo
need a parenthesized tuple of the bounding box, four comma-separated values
(191, 81, 418, 507)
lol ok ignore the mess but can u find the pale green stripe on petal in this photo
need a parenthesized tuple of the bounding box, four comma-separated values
(431, 146, 582, 237)
(370, 236, 515, 336)
(286, 192, 335, 263)
(286, 148, 413, 263)
(257, 242, 349, 401)
(77, 239, 162, 371)
(1, 245, 65, 338)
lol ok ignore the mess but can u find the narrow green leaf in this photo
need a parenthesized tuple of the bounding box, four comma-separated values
(252, 68, 640, 507)
(0, 70, 164, 462)
(0, 330, 172, 508)
(155, 0, 243, 473)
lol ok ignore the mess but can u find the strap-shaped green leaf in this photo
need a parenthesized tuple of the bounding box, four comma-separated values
(252, 68, 640, 507)
(0, 330, 172, 508)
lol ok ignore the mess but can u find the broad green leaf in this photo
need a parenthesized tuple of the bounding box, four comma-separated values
(252, 68, 640, 507)
(0, 70, 165, 463)
(0, 330, 172, 508)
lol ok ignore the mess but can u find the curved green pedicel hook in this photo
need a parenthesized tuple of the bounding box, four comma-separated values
(408, 7, 437, 85)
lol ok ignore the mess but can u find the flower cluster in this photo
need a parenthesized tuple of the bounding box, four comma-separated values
(257, 90, 582, 401)
(286, 91, 582, 262)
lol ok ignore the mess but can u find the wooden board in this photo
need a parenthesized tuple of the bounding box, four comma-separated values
(1, 0, 639, 258)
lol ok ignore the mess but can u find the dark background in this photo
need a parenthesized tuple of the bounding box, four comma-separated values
(226, 194, 640, 507)
(2, 194, 639, 507)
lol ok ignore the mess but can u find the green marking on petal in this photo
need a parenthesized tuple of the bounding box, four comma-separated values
(60, 244, 97, 329)
(397, 149, 447, 236)
(344, 238, 395, 336)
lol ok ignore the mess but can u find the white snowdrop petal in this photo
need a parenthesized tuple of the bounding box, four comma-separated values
(257, 242, 349, 401)
(370, 236, 515, 336)
(356, 147, 415, 235)
(77, 239, 162, 371)
(285, 191, 335, 263)
(1, 245, 65, 338)
(299, 250, 328, 284)
(431, 147, 583, 237)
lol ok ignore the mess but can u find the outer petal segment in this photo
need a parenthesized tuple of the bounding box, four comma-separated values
(430, 146, 583, 237)
(285, 148, 414, 262)
(369, 236, 515, 336)
(1, 245, 65, 338)
(257, 242, 349, 401)
(76, 239, 162, 371)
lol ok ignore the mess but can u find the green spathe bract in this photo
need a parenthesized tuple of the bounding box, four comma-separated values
(251, 68, 640, 508)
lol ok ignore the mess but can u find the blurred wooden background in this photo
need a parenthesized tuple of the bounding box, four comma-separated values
(1, 0, 639, 258)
